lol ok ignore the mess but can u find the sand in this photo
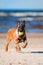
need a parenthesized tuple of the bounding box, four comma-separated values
(0, 32, 43, 65)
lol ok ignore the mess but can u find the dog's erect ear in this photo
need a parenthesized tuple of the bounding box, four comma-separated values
(17, 21, 20, 27)
(23, 20, 25, 26)
(23, 20, 25, 24)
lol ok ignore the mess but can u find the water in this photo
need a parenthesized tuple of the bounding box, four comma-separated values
(0, 16, 43, 32)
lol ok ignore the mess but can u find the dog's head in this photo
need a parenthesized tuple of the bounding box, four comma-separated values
(17, 20, 25, 35)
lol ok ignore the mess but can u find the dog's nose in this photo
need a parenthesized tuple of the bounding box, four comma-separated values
(20, 28, 23, 32)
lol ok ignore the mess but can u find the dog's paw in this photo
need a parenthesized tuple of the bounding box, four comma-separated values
(5, 47, 8, 52)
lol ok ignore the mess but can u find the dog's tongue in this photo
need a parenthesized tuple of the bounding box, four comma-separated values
(19, 32, 24, 35)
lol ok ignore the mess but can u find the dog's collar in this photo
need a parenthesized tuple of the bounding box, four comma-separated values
(16, 30, 24, 36)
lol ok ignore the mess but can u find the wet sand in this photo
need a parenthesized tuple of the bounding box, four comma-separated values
(0, 33, 43, 65)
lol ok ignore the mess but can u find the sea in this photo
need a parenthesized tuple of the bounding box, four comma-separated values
(0, 12, 43, 33)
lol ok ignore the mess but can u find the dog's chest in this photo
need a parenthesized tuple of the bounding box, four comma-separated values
(18, 35, 26, 42)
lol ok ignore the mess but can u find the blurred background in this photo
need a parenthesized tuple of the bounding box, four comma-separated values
(0, 0, 43, 33)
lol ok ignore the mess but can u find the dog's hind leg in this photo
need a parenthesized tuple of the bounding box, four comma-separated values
(5, 32, 11, 52)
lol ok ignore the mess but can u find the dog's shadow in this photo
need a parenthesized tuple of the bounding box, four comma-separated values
(20, 51, 43, 54)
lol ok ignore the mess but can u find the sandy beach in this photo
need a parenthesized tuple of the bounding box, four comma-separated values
(0, 32, 43, 65)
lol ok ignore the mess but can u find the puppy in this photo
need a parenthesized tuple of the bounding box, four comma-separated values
(5, 20, 28, 52)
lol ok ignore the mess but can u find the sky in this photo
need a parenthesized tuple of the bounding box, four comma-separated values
(0, 0, 43, 10)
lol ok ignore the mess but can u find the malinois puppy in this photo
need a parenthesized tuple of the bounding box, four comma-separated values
(5, 20, 28, 52)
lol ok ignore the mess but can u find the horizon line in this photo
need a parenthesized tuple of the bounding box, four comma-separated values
(0, 9, 43, 12)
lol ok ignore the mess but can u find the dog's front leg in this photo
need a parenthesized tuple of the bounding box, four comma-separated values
(22, 40, 28, 48)
(15, 41, 21, 52)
